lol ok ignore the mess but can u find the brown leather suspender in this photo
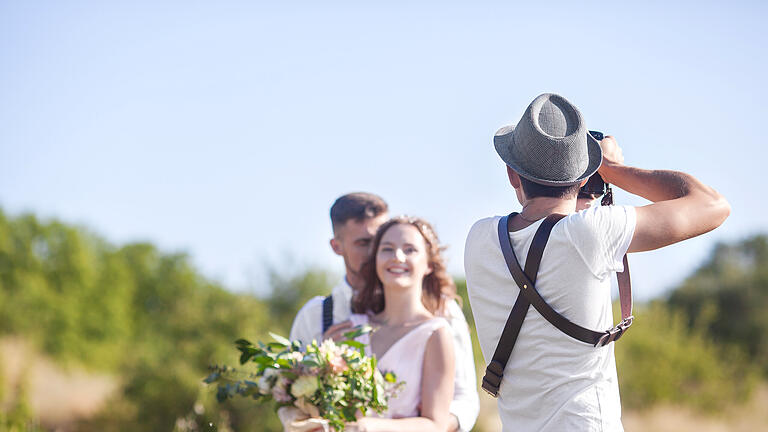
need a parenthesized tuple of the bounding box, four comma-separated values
(481, 212, 634, 398)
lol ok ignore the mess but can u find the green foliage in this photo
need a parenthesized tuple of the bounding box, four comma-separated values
(459, 269, 762, 418)
(453, 278, 474, 329)
(0, 208, 330, 431)
(265, 266, 334, 334)
(615, 301, 758, 411)
(0, 371, 43, 432)
(2, 204, 764, 430)
(668, 235, 768, 374)
(453, 278, 488, 392)
(0, 211, 132, 370)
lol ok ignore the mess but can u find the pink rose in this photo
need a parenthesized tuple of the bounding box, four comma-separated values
(272, 376, 294, 403)
(328, 355, 348, 374)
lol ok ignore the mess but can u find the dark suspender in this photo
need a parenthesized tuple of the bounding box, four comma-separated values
(481, 212, 634, 398)
(322, 294, 334, 334)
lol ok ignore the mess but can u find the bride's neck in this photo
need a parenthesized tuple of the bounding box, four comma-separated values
(378, 282, 431, 325)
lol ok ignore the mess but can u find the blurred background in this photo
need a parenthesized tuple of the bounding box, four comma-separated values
(1, 1, 767, 431)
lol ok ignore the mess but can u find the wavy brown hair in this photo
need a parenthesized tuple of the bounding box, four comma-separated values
(351, 216, 458, 315)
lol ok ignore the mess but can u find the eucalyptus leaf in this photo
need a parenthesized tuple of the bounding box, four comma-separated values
(342, 324, 373, 340)
(216, 386, 229, 403)
(202, 371, 220, 384)
(235, 338, 253, 347)
(340, 340, 365, 350)
(267, 342, 288, 350)
(268, 332, 291, 346)
(252, 355, 274, 366)
(342, 405, 356, 421)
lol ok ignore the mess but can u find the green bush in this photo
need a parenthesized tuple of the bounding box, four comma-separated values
(668, 235, 768, 375)
(615, 301, 758, 410)
(1, 206, 764, 430)
(0, 208, 330, 431)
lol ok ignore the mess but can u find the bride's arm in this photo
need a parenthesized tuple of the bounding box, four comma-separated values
(356, 326, 455, 432)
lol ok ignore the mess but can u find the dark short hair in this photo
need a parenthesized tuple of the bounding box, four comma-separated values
(519, 176, 581, 199)
(330, 192, 388, 232)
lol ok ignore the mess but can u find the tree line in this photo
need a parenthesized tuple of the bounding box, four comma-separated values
(0, 208, 764, 431)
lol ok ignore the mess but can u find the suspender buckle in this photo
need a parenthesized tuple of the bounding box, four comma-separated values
(481, 381, 500, 398)
(596, 316, 634, 347)
(481, 360, 504, 398)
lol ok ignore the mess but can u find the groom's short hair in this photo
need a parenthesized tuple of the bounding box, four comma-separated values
(330, 192, 388, 233)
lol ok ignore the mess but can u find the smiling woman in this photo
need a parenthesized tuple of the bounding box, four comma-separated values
(346, 216, 459, 432)
(353, 216, 458, 316)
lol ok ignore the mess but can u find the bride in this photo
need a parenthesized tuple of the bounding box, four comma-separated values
(346, 216, 457, 432)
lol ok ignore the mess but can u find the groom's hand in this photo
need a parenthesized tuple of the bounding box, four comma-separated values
(323, 320, 354, 342)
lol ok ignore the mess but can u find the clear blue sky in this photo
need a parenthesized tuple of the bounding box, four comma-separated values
(2, 1, 766, 300)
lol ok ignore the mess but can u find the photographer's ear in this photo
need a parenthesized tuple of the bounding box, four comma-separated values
(506, 165, 522, 189)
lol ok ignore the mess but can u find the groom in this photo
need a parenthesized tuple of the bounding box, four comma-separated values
(289, 192, 479, 432)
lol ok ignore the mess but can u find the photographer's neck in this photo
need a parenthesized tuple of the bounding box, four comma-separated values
(516, 197, 576, 227)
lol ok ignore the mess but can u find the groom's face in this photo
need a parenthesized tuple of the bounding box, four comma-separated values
(331, 214, 388, 283)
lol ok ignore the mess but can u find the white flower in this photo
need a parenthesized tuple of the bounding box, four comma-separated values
(287, 351, 303, 363)
(372, 368, 383, 382)
(318, 339, 338, 357)
(258, 368, 279, 395)
(290, 374, 319, 398)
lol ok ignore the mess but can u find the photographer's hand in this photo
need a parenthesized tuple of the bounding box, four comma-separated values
(596, 135, 624, 182)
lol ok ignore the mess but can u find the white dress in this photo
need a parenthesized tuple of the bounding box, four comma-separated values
(349, 314, 448, 419)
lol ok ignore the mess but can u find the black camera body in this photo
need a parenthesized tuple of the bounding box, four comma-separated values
(579, 130, 607, 197)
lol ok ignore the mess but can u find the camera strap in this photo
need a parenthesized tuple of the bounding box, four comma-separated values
(481, 212, 634, 398)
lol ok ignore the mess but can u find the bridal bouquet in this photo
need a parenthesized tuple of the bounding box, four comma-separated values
(204, 327, 401, 431)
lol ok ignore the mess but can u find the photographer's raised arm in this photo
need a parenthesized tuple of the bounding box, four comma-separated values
(597, 136, 731, 253)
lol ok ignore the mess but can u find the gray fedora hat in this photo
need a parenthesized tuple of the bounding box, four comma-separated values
(494, 93, 602, 186)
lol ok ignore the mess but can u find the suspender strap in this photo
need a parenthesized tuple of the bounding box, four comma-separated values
(617, 255, 633, 323)
(603, 183, 634, 335)
(322, 295, 334, 334)
(481, 212, 635, 398)
(481, 214, 562, 397)
(500, 213, 634, 346)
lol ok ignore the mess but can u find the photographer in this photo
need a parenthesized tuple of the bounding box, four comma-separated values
(464, 93, 729, 431)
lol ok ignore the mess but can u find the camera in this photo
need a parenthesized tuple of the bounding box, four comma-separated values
(579, 130, 607, 198)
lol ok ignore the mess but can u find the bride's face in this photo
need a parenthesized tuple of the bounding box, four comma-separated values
(375, 223, 432, 291)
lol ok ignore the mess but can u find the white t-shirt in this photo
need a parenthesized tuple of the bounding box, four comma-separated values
(464, 205, 636, 432)
(289, 278, 480, 431)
